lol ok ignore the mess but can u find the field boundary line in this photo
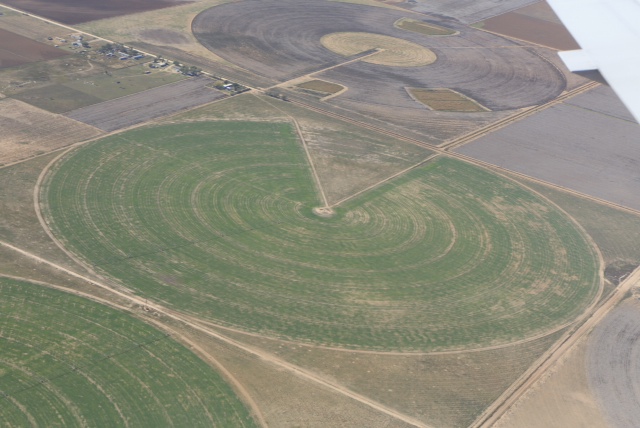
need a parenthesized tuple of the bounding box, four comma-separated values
(142, 321, 268, 428)
(331, 153, 438, 208)
(286, 90, 640, 216)
(292, 117, 329, 207)
(452, 152, 640, 217)
(471, 265, 640, 428)
(440, 81, 599, 151)
(254, 95, 330, 208)
(266, 49, 382, 90)
(0, 240, 429, 428)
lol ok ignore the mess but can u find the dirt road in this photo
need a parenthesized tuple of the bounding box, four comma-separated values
(472, 266, 640, 427)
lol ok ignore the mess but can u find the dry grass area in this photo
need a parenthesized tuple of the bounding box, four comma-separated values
(395, 18, 458, 36)
(0, 98, 101, 165)
(77, 0, 233, 65)
(173, 324, 417, 428)
(511, 176, 640, 267)
(408, 88, 489, 112)
(217, 326, 565, 428)
(494, 332, 608, 427)
(320, 32, 437, 67)
(296, 79, 344, 95)
(0, 153, 103, 272)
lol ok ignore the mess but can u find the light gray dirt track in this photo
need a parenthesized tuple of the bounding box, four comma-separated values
(65, 77, 226, 132)
(457, 85, 640, 211)
(587, 300, 640, 428)
(192, 0, 565, 112)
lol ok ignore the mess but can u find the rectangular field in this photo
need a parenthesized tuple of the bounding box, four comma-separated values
(2, 55, 187, 113)
(65, 77, 226, 131)
(296, 79, 343, 94)
(478, 3, 579, 50)
(408, 88, 488, 112)
(0, 28, 68, 69)
(0, 0, 191, 25)
(0, 98, 102, 165)
(457, 86, 640, 211)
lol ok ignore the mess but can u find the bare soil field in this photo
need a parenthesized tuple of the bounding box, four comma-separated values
(457, 85, 640, 211)
(408, 88, 488, 112)
(478, 7, 579, 50)
(494, 335, 608, 428)
(0, 0, 193, 25)
(587, 299, 640, 428)
(0, 7, 71, 42)
(395, 18, 457, 36)
(514, 1, 563, 23)
(396, 0, 538, 24)
(0, 28, 69, 70)
(0, 98, 101, 165)
(191, 0, 565, 143)
(65, 77, 225, 131)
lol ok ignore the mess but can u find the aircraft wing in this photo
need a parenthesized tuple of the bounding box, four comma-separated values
(547, 0, 640, 123)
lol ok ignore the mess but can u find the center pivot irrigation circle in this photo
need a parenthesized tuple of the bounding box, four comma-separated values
(320, 32, 437, 67)
(42, 122, 601, 351)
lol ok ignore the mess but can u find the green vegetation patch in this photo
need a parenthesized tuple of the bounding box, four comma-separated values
(395, 18, 458, 36)
(63, 65, 186, 101)
(12, 84, 102, 113)
(296, 79, 344, 95)
(42, 121, 600, 350)
(0, 277, 256, 427)
(408, 88, 488, 112)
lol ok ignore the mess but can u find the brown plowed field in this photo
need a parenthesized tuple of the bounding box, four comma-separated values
(193, 0, 566, 143)
(0, 28, 68, 70)
(0, 0, 191, 25)
(480, 9, 580, 50)
(65, 77, 225, 131)
(587, 300, 640, 428)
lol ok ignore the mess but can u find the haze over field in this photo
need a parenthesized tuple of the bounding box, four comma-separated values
(1, 0, 639, 427)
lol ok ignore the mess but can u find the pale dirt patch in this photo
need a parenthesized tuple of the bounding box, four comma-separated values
(312, 207, 335, 217)
(0, 98, 102, 165)
(320, 32, 436, 67)
(494, 335, 608, 428)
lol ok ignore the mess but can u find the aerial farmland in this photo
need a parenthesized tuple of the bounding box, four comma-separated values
(1, 0, 639, 427)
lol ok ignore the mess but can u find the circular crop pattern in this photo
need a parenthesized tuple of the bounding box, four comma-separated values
(320, 32, 436, 67)
(0, 277, 255, 427)
(42, 122, 600, 351)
